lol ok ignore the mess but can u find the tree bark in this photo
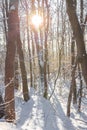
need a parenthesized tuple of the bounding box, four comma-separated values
(5, 9, 16, 121)
(17, 36, 30, 101)
(66, 0, 87, 85)
(11, 0, 30, 101)
(26, 6, 33, 88)
(5, 0, 30, 122)
(14, 50, 19, 90)
(67, 60, 77, 117)
(71, 36, 77, 104)
(78, 64, 83, 112)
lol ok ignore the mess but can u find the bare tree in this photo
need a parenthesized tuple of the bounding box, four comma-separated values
(5, 0, 30, 121)
(66, 0, 87, 90)
(5, 0, 16, 121)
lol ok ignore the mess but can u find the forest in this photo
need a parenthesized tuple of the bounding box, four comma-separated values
(0, 0, 87, 130)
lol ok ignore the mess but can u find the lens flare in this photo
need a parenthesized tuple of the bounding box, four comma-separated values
(31, 14, 43, 29)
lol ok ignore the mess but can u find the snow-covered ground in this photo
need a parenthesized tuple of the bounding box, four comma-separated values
(0, 84, 87, 130)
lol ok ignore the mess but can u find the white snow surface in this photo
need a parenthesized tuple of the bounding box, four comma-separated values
(0, 87, 87, 130)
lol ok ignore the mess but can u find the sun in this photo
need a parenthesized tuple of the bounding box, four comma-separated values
(31, 14, 43, 29)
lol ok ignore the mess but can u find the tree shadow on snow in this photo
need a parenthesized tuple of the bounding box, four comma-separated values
(50, 92, 76, 130)
(42, 97, 59, 130)
(16, 97, 34, 129)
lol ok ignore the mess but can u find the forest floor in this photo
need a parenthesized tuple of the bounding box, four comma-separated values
(0, 80, 87, 130)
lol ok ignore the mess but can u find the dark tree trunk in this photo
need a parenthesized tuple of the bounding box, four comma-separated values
(43, 32, 48, 99)
(5, 0, 30, 122)
(67, 83, 73, 117)
(5, 10, 16, 121)
(11, 0, 30, 101)
(78, 64, 83, 112)
(71, 36, 77, 104)
(66, 0, 87, 86)
(17, 36, 30, 101)
(26, 7, 33, 88)
(14, 51, 19, 90)
(80, 0, 83, 25)
(0, 94, 5, 118)
(67, 61, 77, 117)
(43, 0, 49, 99)
(31, 32, 36, 89)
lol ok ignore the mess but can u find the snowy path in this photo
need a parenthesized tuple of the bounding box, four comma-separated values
(21, 95, 45, 130)
(0, 89, 78, 130)
(15, 89, 76, 130)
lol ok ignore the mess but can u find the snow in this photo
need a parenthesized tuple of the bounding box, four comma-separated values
(10, 5, 16, 11)
(0, 86, 87, 130)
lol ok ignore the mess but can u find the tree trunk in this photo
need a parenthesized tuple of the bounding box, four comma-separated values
(14, 50, 19, 90)
(66, 0, 87, 86)
(71, 36, 77, 104)
(26, 7, 33, 88)
(5, 9, 16, 121)
(11, 0, 30, 101)
(43, 0, 49, 98)
(0, 93, 5, 118)
(67, 60, 77, 117)
(17, 36, 30, 101)
(78, 64, 83, 112)
(5, 1, 30, 122)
